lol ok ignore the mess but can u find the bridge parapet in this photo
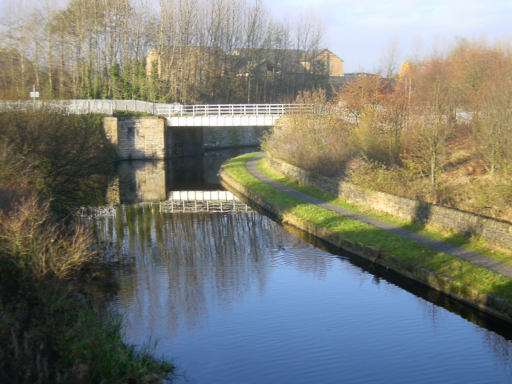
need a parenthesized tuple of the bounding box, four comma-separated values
(158, 103, 313, 127)
(156, 103, 313, 117)
(166, 114, 278, 127)
(0, 99, 313, 122)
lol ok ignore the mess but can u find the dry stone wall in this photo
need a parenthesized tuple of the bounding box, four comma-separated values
(268, 155, 512, 247)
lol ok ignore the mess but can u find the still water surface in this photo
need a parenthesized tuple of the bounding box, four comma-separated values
(93, 150, 512, 383)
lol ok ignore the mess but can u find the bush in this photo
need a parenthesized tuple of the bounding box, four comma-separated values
(262, 112, 355, 177)
(113, 110, 153, 118)
(0, 108, 117, 213)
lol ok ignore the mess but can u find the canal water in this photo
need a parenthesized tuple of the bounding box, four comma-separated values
(91, 149, 512, 383)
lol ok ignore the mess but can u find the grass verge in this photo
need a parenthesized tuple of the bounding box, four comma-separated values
(261, 156, 512, 266)
(220, 152, 512, 320)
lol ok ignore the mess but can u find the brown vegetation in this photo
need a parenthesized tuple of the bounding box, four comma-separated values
(263, 40, 512, 221)
(0, 110, 172, 383)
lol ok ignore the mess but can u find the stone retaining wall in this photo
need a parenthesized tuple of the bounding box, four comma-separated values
(268, 155, 512, 247)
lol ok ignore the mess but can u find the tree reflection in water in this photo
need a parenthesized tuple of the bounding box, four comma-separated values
(92, 207, 330, 337)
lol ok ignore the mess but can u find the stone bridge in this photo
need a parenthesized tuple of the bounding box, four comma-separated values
(103, 102, 312, 159)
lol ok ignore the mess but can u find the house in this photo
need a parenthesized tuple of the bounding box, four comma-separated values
(144, 45, 344, 102)
(302, 49, 344, 77)
(230, 48, 343, 78)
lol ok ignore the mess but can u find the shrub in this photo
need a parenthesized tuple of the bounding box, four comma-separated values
(262, 112, 355, 177)
(0, 108, 117, 212)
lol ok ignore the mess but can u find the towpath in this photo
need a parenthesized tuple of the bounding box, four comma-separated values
(246, 153, 512, 279)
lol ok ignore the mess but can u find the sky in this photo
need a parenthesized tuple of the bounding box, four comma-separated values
(263, 0, 512, 73)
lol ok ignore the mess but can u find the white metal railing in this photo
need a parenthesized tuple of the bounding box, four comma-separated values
(0, 99, 154, 115)
(0, 100, 313, 117)
(156, 103, 314, 117)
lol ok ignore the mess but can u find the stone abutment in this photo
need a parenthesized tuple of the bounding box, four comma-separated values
(103, 117, 266, 159)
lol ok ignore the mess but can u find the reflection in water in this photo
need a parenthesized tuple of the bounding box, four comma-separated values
(89, 207, 512, 384)
(119, 161, 166, 203)
(106, 148, 255, 204)
(282, 223, 512, 338)
(95, 207, 327, 336)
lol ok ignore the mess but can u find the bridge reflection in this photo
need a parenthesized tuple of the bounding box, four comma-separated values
(161, 191, 251, 213)
(82, 191, 251, 216)
(106, 148, 253, 204)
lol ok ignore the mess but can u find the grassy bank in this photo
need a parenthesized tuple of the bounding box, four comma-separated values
(262, 155, 512, 266)
(0, 109, 173, 383)
(220, 153, 512, 320)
